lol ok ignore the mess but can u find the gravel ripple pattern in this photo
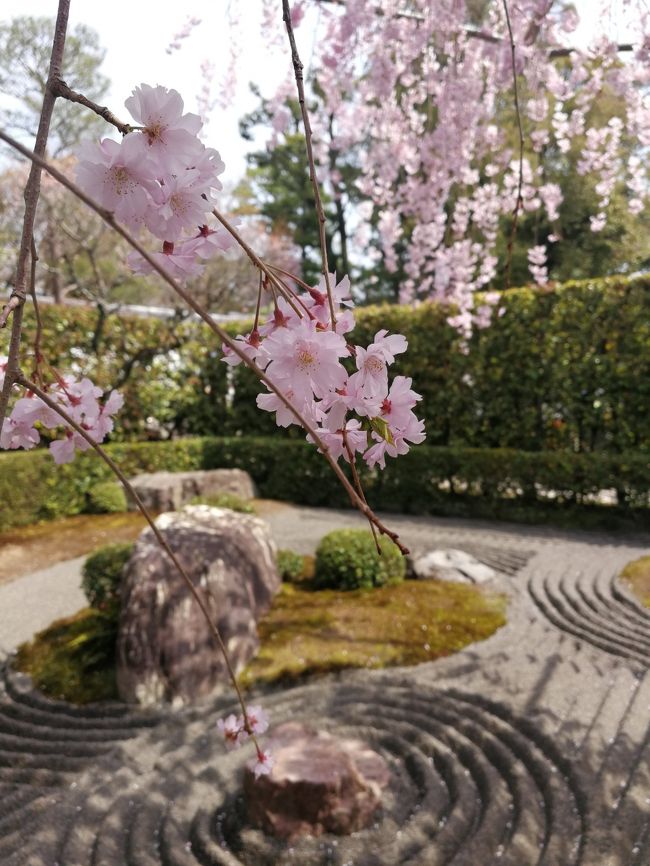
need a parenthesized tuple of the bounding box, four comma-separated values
(1, 511, 650, 866)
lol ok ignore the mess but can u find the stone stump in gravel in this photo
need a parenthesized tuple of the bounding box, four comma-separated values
(244, 722, 390, 840)
(116, 505, 279, 706)
(127, 469, 256, 512)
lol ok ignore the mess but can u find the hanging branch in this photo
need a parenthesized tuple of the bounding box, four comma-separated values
(29, 239, 44, 383)
(282, 0, 337, 328)
(0, 129, 409, 554)
(502, 0, 525, 291)
(0, 0, 70, 433)
(15, 372, 261, 745)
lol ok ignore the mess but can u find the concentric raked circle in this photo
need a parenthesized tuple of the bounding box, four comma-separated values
(528, 561, 650, 666)
(0, 668, 587, 866)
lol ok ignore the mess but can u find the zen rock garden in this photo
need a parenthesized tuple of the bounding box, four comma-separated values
(1, 464, 650, 866)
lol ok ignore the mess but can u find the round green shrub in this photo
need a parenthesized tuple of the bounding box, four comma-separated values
(277, 548, 305, 583)
(86, 481, 128, 514)
(314, 529, 406, 591)
(81, 542, 134, 609)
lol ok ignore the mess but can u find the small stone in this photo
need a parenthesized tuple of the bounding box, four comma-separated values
(244, 722, 390, 840)
(409, 548, 496, 584)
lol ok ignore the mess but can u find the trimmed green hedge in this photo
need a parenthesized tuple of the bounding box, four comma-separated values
(15, 274, 650, 452)
(2, 436, 649, 531)
(81, 542, 134, 609)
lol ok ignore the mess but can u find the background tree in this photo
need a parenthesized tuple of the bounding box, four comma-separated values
(239, 87, 413, 302)
(242, 0, 650, 319)
(0, 16, 109, 156)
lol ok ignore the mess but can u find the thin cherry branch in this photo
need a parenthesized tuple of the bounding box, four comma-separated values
(51, 78, 134, 135)
(29, 239, 44, 383)
(15, 372, 261, 746)
(0, 0, 70, 434)
(0, 130, 409, 554)
(282, 0, 337, 329)
(211, 208, 306, 319)
(342, 427, 381, 554)
(502, 0, 524, 291)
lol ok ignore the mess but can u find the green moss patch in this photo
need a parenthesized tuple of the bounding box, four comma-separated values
(240, 580, 506, 688)
(15, 607, 119, 704)
(14, 570, 506, 705)
(620, 556, 650, 607)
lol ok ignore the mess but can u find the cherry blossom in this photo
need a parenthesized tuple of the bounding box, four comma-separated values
(217, 714, 249, 750)
(243, 0, 650, 322)
(261, 318, 349, 402)
(224, 271, 426, 470)
(247, 705, 270, 735)
(250, 749, 274, 779)
(75, 135, 157, 228)
(0, 378, 123, 464)
(76, 84, 228, 282)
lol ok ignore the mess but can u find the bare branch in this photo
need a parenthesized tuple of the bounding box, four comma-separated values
(51, 78, 134, 136)
(282, 0, 337, 328)
(548, 42, 633, 58)
(0, 0, 70, 435)
(501, 0, 524, 291)
(0, 129, 409, 553)
(15, 372, 260, 742)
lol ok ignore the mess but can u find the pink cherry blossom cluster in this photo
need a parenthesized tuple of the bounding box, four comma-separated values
(76, 84, 234, 281)
(0, 366, 123, 465)
(249, 0, 650, 323)
(217, 705, 273, 778)
(222, 274, 426, 469)
(165, 15, 202, 55)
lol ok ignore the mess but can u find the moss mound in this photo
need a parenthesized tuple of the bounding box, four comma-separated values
(15, 607, 119, 704)
(620, 556, 650, 607)
(240, 579, 506, 688)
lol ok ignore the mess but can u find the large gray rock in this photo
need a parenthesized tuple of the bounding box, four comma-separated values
(116, 505, 279, 706)
(127, 469, 256, 512)
(409, 548, 497, 584)
(244, 722, 390, 840)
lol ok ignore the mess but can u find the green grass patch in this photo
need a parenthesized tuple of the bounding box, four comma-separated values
(620, 556, 650, 607)
(15, 607, 119, 704)
(239, 580, 506, 688)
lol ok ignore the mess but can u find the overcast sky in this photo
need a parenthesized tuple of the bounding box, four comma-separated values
(0, 0, 325, 180)
(0, 1, 636, 183)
